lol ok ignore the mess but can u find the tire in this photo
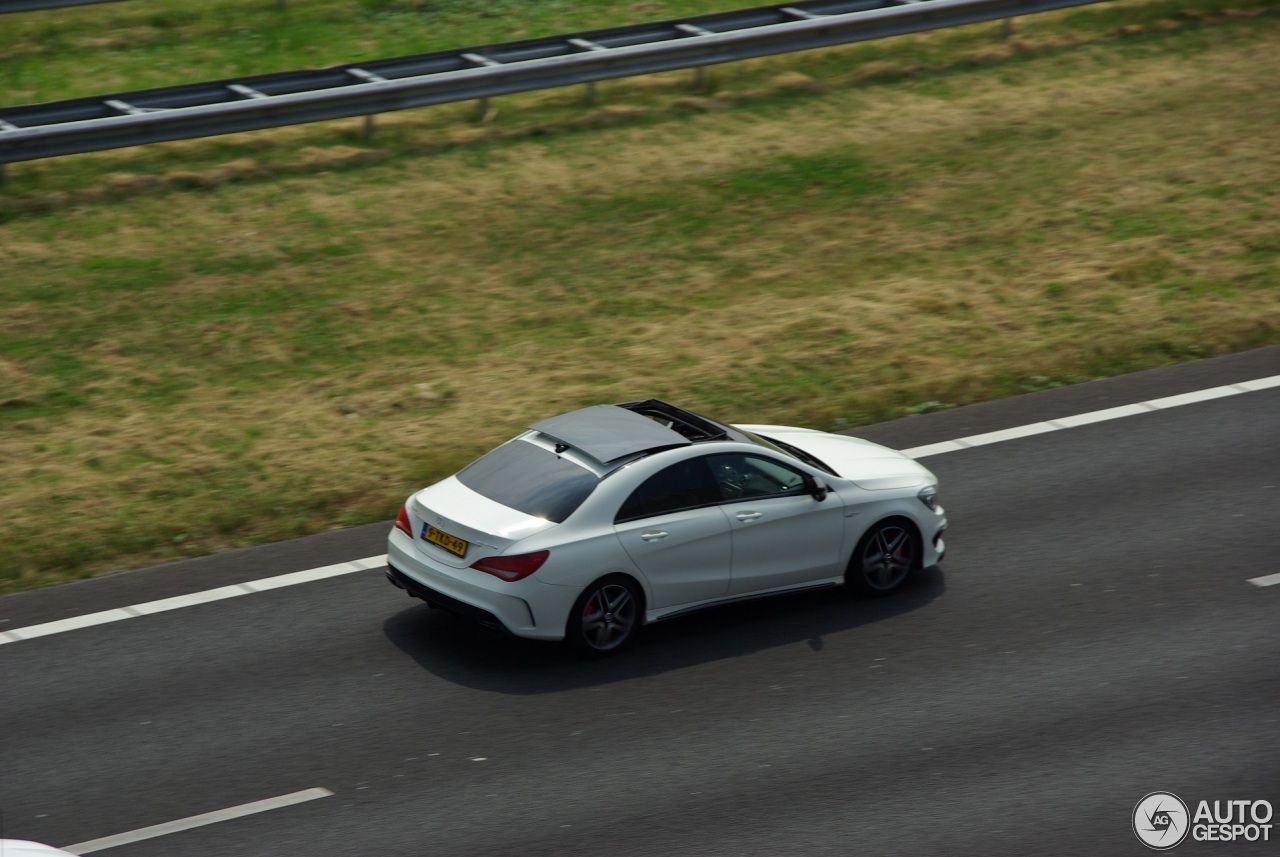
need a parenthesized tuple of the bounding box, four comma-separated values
(847, 519, 921, 596)
(566, 575, 642, 656)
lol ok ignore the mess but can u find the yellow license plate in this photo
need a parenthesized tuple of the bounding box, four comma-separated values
(424, 524, 468, 558)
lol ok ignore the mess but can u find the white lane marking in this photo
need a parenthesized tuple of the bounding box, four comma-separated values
(1049, 402, 1154, 428)
(0, 608, 138, 642)
(0, 556, 386, 645)
(63, 788, 333, 854)
(902, 374, 1280, 459)
(1248, 573, 1280, 588)
(3, 372, 1278, 647)
(1239, 376, 1280, 392)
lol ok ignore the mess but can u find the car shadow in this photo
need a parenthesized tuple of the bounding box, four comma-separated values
(382, 565, 945, 693)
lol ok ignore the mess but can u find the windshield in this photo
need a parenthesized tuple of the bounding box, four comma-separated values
(456, 439, 598, 523)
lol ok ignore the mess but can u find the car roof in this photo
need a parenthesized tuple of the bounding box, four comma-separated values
(530, 404, 690, 463)
(528, 400, 734, 464)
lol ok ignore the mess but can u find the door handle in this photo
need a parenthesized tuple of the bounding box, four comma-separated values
(640, 531, 669, 541)
(735, 511, 762, 521)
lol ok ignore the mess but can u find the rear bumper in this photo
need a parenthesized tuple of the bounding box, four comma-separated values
(385, 530, 570, 641)
(386, 563, 513, 637)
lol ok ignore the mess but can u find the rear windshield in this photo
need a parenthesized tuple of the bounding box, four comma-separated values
(456, 439, 598, 523)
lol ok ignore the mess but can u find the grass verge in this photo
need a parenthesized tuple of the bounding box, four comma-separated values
(0, 0, 1277, 592)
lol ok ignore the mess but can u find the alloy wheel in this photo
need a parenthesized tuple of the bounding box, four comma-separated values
(854, 522, 917, 594)
(572, 580, 639, 654)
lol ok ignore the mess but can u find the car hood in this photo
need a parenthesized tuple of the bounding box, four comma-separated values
(0, 842, 80, 857)
(736, 424, 936, 490)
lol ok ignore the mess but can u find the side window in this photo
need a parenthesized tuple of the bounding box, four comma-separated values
(707, 453, 808, 501)
(615, 458, 719, 523)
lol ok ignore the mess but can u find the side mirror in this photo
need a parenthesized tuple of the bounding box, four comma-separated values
(805, 474, 830, 502)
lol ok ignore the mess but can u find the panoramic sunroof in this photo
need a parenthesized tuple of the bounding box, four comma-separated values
(530, 404, 691, 462)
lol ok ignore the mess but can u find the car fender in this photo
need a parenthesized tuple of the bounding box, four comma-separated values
(528, 529, 653, 611)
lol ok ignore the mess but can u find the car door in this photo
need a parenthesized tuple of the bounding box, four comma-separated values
(614, 455, 737, 611)
(706, 452, 847, 596)
(613, 457, 733, 610)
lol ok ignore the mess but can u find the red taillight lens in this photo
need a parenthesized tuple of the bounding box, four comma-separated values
(469, 550, 550, 582)
(393, 505, 413, 537)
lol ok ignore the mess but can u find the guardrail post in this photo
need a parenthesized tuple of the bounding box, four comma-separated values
(362, 115, 375, 140)
(473, 97, 489, 122)
(692, 66, 706, 92)
(583, 81, 597, 106)
(1002, 16, 1015, 38)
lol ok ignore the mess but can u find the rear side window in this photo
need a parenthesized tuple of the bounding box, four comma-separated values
(615, 458, 719, 523)
(457, 440, 598, 523)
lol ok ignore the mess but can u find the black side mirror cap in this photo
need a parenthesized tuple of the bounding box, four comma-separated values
(805, 473, 830, 501)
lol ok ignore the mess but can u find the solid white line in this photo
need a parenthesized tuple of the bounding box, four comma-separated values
(128, 583, 257, 616)
(0, 608, 137, 643)
(896, 439, 966, 458)
(240, 557, 383, 592)
(63, 788, 333, 854)
(950, 421, 1059, 448)
(1048, 403, 1154, 428)
(1247, 573, 1280, 588)
(1146, 384, 1240, 410)
(4, 372, 1278, 647)
(0, 556, 387, 645)
(1239, 376, 1280, 392)
(903, 373, 1280, 459)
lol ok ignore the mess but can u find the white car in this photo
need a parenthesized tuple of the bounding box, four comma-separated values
(386, 400, 946, 654)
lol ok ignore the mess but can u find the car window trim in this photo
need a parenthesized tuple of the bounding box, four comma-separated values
(614, 498, 725, 525)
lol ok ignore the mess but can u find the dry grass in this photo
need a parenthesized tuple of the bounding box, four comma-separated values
(0, 3, 1277, 591)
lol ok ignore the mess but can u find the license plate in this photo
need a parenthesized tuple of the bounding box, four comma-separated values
(423, 523, 468, 558)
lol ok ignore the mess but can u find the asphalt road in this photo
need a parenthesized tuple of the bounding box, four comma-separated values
(2, 346, 1278, 857)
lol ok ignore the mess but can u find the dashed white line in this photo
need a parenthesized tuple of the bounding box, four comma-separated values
(1247, 573, 1280, 588)
(62, 788, 333, 854)
(3, 372, 1278, 647)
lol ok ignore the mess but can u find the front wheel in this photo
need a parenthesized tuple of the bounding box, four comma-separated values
(847, 520, 920, 596)
(566, 576, 642, 656)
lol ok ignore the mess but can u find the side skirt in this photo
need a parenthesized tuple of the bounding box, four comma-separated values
(647, 578, 843, 624)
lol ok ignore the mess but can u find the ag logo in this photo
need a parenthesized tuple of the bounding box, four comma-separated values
(1134, 792, 1190, 850)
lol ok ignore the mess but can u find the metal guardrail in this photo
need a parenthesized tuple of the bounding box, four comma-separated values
(0, 0, 123, 12)
(0, 0, 1110, 165)
(1, 0, 292, 15)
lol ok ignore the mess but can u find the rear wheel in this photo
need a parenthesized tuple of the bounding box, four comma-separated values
(847, 520, 920, 596)
(567, 576, 641, 656)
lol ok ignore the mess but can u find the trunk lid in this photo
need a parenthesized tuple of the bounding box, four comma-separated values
(409, 475, 555, 568)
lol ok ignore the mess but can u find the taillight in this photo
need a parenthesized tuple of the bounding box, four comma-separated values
(469, 550, 550, 582)
(394, 505, 412, 537)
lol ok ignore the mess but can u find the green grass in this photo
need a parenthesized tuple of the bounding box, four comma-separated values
(0, 0, 1277, 592)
